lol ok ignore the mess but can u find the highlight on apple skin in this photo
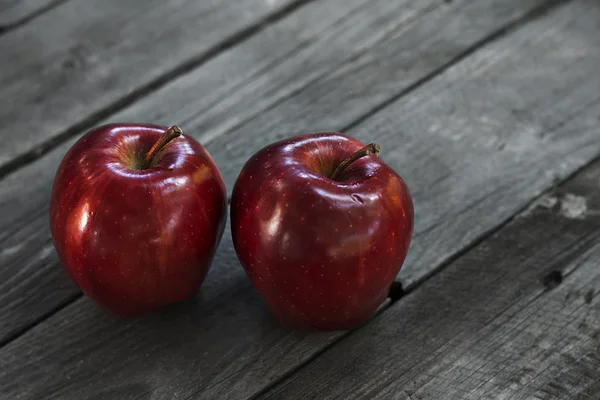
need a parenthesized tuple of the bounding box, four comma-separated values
(50, 123, 228, 317)
(230, 132, 414, 331)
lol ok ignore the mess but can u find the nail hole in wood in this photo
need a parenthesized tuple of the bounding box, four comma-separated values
(542, 270, 563, 290)
(388, 281, 405, 303)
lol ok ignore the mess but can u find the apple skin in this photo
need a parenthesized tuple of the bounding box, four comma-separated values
(231, 133, 413, 330)
(50, 123, 227, 316)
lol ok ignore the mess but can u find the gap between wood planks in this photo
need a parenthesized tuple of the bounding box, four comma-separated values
(0, 292, 81, 349)
(0, 0, 69, 34)
(245, 151, 600, 400)
(0, 0, 576, 351)
(0, 0, 318, 181)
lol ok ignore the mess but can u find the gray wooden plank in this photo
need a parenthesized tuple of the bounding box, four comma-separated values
(0, 0, 553, 345)
(0, 0, 309, 172)
(259, 150, 600, 400)
(2, 0, 600, 399)
(0, 0, 66, 29)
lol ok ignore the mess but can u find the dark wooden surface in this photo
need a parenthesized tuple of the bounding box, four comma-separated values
(1, 0, 600, 398)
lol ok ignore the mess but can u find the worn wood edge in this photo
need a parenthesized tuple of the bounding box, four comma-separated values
(0, 3, 552, 346)
(258, 136, 600, 400)
(0, 0, 317, 178)
(0, 0, 69, 31)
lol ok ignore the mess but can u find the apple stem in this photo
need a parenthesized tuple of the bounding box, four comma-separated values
(142, 125, 183, 169)
(330, 143, 380, 181)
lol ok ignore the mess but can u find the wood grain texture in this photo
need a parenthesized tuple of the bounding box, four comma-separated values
(0, 0, 553, 346)
(2, 0, 600, 399)
(0, 0, 67, 29)
(0, 0, 310, 171)
(260, 126, 600, 400)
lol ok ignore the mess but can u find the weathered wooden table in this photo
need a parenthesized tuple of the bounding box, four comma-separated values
(1, 0, 600, 398)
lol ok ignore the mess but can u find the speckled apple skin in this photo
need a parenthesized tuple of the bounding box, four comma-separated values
(231, 133, 414, 330)
(50, 123, 227, 316)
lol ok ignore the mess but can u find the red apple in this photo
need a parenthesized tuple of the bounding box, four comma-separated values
(231, 133, 413, 330)
(50, 123, 227, 316)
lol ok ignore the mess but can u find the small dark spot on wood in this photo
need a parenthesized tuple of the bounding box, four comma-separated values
(542, 270, 563, 290)
(62, 58, 77, 70)
(584, 289, 594, 304)
(403, 389, 422, 399)
(388, 281, 405, 303)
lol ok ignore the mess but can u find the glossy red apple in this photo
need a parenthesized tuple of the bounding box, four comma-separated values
(50, 123, 227, 316)
(231, 133, 413, 330)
